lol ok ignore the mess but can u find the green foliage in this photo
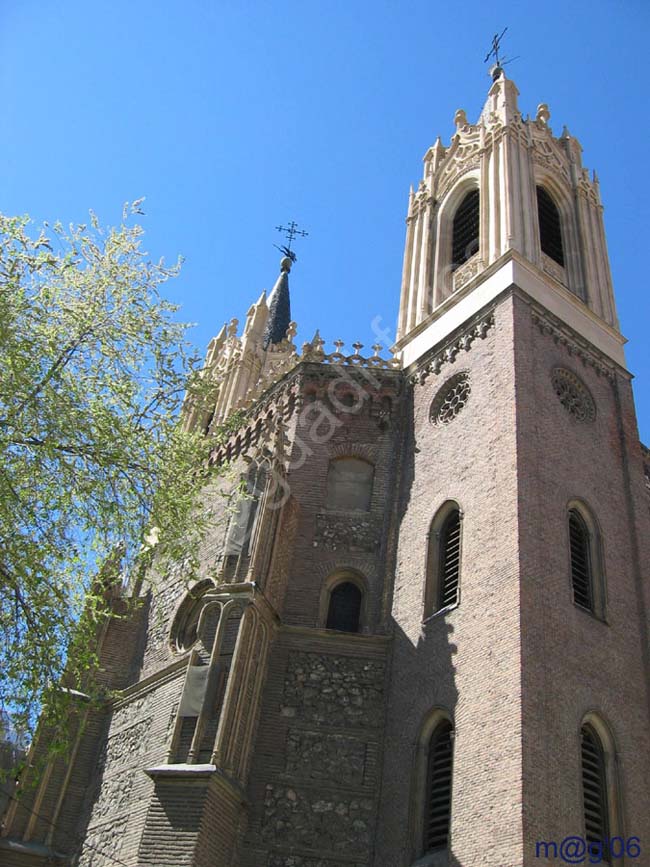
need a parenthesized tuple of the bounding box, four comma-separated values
(0, 206, 231, 738)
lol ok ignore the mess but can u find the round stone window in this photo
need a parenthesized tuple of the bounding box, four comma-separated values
(430, 371, 471, 425)
(551, 368, 595, 422)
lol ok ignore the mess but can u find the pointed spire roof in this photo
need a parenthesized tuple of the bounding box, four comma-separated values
(262, 256, 293, 349)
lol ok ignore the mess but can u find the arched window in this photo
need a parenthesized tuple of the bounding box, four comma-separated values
(451, 189, 479, 269)
(326, 457, 374, 512)
(568, 502, 607, 619)
(425, 504, 462, 618)
(569, 509, 593, 611)
(424, 719, 454, 853)
(581, 725, 610, 857)
(326, 581, 362, 633)
(537, 186, 565, 267)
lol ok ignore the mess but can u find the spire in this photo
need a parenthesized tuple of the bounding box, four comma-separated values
(262, 257, 292, 349)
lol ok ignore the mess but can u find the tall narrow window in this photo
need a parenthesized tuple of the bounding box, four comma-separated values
(537, 186, 565, 267)
(438, 510, 461, 609)
(424, 720, 454, 853)
(451, 190, 479, 269)
(425, 504, 462, 618)
(326, 582, 362, 633)
(569, 509, 593, 611)
(581, 725, 610, 859)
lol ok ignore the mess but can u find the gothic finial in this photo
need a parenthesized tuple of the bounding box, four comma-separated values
(454, 109, 468, 130)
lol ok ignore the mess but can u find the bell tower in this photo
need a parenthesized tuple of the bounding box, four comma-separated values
(377, 68, 650, 866)
(395, 68, 621, 370)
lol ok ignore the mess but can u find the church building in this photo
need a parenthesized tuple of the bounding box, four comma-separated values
(2, 66, 650, 867)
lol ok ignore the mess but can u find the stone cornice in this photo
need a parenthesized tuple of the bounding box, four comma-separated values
(525, 299, 624, 383)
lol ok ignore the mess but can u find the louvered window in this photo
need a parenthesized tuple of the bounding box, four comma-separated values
(424, 720, 454, 852)
(438, 510, 461, 609)
(537, 186, 565, 267)
(569, 510, 593, 611)
(326, 582, 362, 633)
(581, 726, 610, 861)
(451, 190, 480, 269)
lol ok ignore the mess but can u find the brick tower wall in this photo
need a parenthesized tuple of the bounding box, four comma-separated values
(376, 294, 525, 867)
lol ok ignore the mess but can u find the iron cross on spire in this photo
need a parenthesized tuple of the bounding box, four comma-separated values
(274, 220, 309, 263)
(484, 27, 508, 66)
(484, 27, 519, 79)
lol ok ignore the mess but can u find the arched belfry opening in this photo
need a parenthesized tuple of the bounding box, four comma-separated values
(451, 189, 480, 270)
(536, 185, 565, 267)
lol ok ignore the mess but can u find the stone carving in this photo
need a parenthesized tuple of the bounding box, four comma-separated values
(412, 313, 494, 385)
(530, 134, 571, 185)
(551, 368, 596, 422)
(313, 514, 381, 553)
(430, 372, 471, 425)
(452, 254, 482, 291)
(286, 729, 366, 787)
(531, 310, 615, 382)
(77, 817, 129, 866)
(262, 785, 373, 855)
(281, 652, 384, 728)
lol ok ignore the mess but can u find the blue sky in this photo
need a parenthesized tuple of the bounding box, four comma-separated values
(3, 1, 650, 437)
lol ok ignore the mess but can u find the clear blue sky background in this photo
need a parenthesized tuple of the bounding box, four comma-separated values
(3, 1, 650, 436)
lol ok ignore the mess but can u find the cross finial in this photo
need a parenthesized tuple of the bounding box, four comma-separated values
(274, 220, 309, 263)
(484, 28, 508, 67)
(484, 27, 518, 80)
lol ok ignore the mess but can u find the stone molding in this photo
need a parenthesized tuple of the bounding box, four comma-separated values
(409, 312, 495, 386)
(530, 306, 617, 382)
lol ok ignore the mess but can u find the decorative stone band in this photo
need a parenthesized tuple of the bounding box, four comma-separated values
(409, 312, 495, 386)
(530, 308, 617, 382)
(452, 254, 483, 293)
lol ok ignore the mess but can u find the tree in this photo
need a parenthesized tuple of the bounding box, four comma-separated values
(0, 205, 230, 740)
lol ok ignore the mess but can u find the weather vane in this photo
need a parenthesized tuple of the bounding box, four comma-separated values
(274, 220, 309, 263)
(484, 27, 519, 79)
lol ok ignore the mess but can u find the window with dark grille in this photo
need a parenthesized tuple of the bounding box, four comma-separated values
(424, 720, 454, 853)
(537, 186, 565, 267)
(451, 190, 480, 269)
(438, 510, 461, 609)
(581, 726, 610, 861)
(326, 582, 362, 633)
(569, 510, 593, 611)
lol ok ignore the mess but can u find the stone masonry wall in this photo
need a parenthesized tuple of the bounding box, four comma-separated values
(241, 631, 389, 867)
